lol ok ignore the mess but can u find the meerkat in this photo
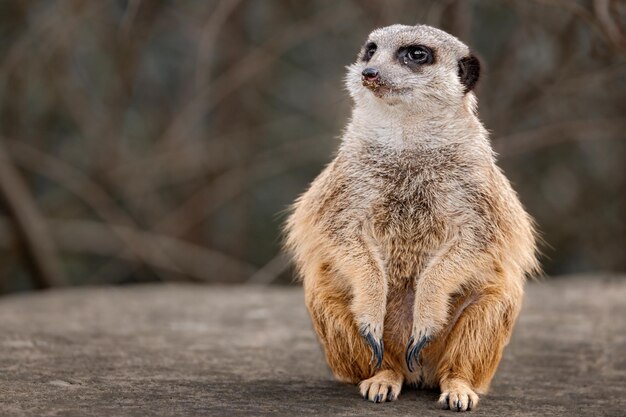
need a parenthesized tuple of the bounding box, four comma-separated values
(284, 24, 538, 411)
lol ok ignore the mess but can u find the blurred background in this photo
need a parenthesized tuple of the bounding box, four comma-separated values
(0, 0, 624, 294)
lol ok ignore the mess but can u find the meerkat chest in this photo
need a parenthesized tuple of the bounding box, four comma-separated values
(367, 158, 451, 281)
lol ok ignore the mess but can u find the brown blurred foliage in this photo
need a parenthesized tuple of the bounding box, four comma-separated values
(0, 0, 624, 293)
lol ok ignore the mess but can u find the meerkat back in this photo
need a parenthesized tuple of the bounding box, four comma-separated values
(285, 24, 538, 412)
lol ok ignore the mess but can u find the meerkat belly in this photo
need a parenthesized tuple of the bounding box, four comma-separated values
(382, 233, 429, 284)
(372, 193, 449, 348)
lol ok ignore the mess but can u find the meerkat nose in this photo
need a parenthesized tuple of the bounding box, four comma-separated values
(361, 67, 380, 81)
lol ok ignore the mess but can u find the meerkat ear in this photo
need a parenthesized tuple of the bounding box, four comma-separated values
(458, 55, 480, 93)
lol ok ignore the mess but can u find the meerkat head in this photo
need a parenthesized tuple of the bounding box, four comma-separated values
(346, 24, 480, 113)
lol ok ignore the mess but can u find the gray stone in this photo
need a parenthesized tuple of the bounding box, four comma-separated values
(0, 275, 624, 416)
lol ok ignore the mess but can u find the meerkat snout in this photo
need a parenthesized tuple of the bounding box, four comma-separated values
(361, 67, 382, 89)
(361, 67, 380, 81)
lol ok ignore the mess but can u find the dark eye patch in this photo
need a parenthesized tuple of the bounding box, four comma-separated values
(362, 42, 377, 62)
(397, 45, 435, 69)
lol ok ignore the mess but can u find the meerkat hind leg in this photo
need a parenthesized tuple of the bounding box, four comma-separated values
(304, 266, 382, 384)
(359, 369, 403, 403)
(434, 285, 521, 412)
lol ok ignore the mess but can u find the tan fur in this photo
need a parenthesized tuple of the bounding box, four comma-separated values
(284, 24, 538, 411)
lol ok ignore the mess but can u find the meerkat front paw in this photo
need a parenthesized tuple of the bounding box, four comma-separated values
(405, 329, 431, 372)
(407, 304, 447, 371)
(359, 369, 403, 403)
(438, 379, 480, 412)
(357, 321, 384, 369)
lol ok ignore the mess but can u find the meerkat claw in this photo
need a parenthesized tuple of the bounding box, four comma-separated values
(361, 330, 384, 369)
(405, 334, 430, 372)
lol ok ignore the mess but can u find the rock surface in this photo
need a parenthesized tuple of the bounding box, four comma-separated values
(0, 275, 625, 416)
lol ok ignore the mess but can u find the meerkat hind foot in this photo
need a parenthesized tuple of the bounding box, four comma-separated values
(438, 379, 479, 412)
(358, 369, 403, 403)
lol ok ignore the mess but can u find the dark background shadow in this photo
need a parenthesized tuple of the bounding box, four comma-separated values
(0, 1, 624, 293)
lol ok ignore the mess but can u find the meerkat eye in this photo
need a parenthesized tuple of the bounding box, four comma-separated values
(399, 45, 434, 66)
(362, 42, 377, 62)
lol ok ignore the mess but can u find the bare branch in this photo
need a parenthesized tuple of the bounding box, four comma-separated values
(593, 0, 626, 52)
(193, 0, 243, 89)
(0, 217, 256, 283)
(495, 118, 626, 157)
(6, 140, 176, 282)
(0, 139, 65, 288)
(155, 136, 330, 234)
(247, 252, 291, 285)
(155, 2, 355, 151)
